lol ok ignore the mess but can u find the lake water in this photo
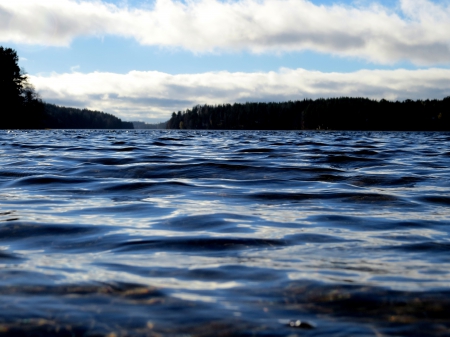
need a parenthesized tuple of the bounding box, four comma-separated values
(1, 130, 450, 337)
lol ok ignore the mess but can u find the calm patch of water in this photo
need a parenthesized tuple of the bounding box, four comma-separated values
(0, 130, 449, 336)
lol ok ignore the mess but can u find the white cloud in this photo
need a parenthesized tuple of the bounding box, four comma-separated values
(29, 68, 450, 122)
(1, 0, 450, 65)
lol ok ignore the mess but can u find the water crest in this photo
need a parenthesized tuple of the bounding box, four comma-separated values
(0, 130, 449, 336)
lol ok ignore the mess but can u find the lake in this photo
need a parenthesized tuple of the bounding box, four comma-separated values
(0, 130, 449, 336)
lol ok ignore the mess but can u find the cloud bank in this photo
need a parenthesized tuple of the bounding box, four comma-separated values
(1, 0, 450, 65)
(30, 68, 450, 122)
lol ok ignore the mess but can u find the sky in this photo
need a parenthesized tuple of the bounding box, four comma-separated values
(1, 0, 450, 123)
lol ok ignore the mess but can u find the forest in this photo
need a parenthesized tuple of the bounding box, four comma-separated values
(0, 46, 133, 130)
(167, 97, 450, 131)
(47, 97, 450, 130)
(44, 104, 133, 129)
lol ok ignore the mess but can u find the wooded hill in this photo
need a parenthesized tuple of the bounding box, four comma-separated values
(44, 104, 133, 129)
(167, 97, 450, 131)
(0, 46, 133, 130)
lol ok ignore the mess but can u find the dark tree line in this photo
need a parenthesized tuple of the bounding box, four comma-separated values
(167, 97, 450, 131)
(44, 104, 133, 129)
(0, 46, 133, 129)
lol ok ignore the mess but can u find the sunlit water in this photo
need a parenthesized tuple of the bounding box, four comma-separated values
(0, 130, 449, 336)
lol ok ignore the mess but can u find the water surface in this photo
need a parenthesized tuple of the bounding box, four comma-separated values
(0, 130, 449, 336)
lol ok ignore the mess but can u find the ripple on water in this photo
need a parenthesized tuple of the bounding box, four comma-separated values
(0, 130, 449, 336)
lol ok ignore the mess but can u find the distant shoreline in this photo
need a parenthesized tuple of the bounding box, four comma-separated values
(166, 97, 450, 131)
(3, 97, 450, 131)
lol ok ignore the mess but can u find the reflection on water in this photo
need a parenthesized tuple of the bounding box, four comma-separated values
(0, 130, 449, 336)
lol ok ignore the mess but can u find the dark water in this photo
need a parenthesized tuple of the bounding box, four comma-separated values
(1, 130, 450, 337)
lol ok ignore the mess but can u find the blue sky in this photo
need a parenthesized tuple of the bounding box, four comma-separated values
(2, 0, 450, 122)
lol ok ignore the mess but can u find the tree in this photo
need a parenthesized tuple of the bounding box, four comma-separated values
(0, 46, 46, 129)
(0, 47, 27, 127)
(0, 47, 25, 97)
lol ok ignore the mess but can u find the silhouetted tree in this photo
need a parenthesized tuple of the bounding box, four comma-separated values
(0, 47, 47, 128)
(0, 47, 26, 127)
